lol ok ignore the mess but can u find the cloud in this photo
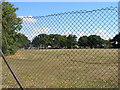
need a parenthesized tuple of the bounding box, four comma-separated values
(18, 16, 37, 23)
(72, 30, 116, 40)
(62, 31, 88, 37)
(61, 31, 72, 36)
(94, 30, 116, 40)
(61, 31, 89, 40)
(24, 28, 50, 41)
(75, 32, 88, 38)
(22, 29, 116, 41)
(25, 33, 38, 41)
(74, 30, 116, 40)
(75, 32, 89, 40)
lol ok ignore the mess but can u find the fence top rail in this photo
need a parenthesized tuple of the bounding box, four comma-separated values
(18, 6, 118, 19)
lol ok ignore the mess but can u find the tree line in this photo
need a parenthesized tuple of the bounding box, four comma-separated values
(31, 33, 120, 49)
(2, 2, 120, 55)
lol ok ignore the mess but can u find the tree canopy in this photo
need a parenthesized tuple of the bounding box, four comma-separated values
(66, 35, 77, 48)
(110, 33, 120, 48)
(78, 36, 89, 48)
(32, 33, 119, 49)
(78, 35, 110, 48)
(2, 2, 29, 55)
(32, 34, 77, 49)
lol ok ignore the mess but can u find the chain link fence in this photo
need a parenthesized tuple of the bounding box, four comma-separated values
(2, 6, 119, 88)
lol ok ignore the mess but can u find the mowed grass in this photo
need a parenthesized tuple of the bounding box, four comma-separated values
(2, 49, 118, 88)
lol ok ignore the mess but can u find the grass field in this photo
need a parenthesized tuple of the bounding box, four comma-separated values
(2, 49, 118, 88)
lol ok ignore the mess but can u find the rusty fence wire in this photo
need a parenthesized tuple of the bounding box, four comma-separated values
(2, 6, 119, 88)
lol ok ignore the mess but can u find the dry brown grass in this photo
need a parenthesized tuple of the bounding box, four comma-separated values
(2, 49, 118, 88)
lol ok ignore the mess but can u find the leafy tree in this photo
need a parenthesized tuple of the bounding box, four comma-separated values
(59, 35, 68, 48)
(101, 40, 111, 48)
(32, 34, 50, 48)
(78, 36, 89, 48)
(2, 2, 22, 55)
(49, 34, 67, 48)
(87, 35, 106, 48)
(49, 34, 60, 48)
(110, 33, 120, 48)
(32, 34, 68, 49)
(66, 34, 77, 49)
(16, 33, 30, 49)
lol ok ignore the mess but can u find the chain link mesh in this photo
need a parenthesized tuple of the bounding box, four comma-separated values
(2, 6, 119, 88)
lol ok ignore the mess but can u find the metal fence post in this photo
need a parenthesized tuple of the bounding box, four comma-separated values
(0, 50, 24, 90)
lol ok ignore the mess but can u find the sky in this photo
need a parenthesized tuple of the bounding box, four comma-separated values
(6, 0, 120, 2)
(9, 2, 118, 41)
(11, 2, 118, 16)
